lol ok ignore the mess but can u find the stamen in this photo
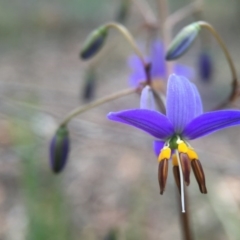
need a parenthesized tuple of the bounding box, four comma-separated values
(176, 141, 191, 186)
(187, 148, 199, 160)
(179, 153, 191, 186)
(186, 147, 207, 194)
(158, 159, 169, 195)
(158, 146, 171, 162)
(177, 141, 188, 153)
(191, 159, 207, 194)
(173, 166, 180, 194)
(172, 154, 178, 166)
(158, 146, 171, 194)
(176, 150, 185, 213)
(172, 154, 181, 194)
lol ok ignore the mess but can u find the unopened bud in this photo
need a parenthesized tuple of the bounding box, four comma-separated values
(49, 125, 70, 174)
(198, 50, 213, 82)
(104, 229, 118, 240)
(191, 159, 207, 193)
(158, 159, 169, 194)
(166, 23, 201, 60)
(115, 0, 129, 23)
(80, 26, 108, 60)
(82, 68, 96, 101)
(140, 85, 156, 110)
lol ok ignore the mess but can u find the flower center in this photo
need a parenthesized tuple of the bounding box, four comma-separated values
(168, 135, 179, 149)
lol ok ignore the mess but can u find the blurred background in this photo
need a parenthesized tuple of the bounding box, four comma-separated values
(0, 0, 240, 239)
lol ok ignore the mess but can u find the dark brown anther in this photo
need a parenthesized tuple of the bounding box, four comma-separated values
(173, 166, 181, 194)
(179, 153, 191, 186)
(158, 159, 169, 195)
(191, 159, 207, 194)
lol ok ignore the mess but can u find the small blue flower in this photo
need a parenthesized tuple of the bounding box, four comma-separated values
(128, 40, 194, 87)
(108, 74, 240, 211)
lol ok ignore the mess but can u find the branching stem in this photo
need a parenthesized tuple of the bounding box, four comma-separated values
(60, 88, 136, 126)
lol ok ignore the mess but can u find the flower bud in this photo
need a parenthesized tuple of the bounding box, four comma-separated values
(80, 26, 108, 60)
(50, 125, 70, 174)
(166, 23, 201, 60)
(82, 68, 96, 101)
(115, 0, 129, 23)
(198, 50, 213, 82)
(140, 85, 156, 110)
(104, 229, 118, 240)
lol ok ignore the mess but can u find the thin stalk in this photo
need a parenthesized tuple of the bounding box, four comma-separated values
(131, 0, 157, 27)
(60, 88, 136, 126)
(105, 23, 147, 67)
(165, 1, 202, 29)
(158, 0, 169, 35)
(198, 21, 238, 109)
(176, 150, 185, 213)
(87, 22, 152, 70)
(158, 0, 172, 75)
(152, 89, 166, 114)
(177, 189, 193, 240)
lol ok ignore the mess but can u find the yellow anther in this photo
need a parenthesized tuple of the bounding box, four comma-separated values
(172, 154, 178, 166)
(177, 141, 188, 153)
(187, 148, 199, 160)
(158, 147, 171, 162)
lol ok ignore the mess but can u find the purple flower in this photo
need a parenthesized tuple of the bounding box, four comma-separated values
(108, 74, 240, 212)
(128, 40, 194, 87)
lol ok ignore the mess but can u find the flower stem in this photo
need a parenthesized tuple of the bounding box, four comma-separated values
(165, 1, 202, 29)
(177, 189, 193, 240)
(151, 89, 166, 114)
(198, 21, 238, 109)
(158, 0, 172, 75)
(158, 0, 169, 35)
(104, 23, 152, 84)
(131, 0, 157, 27)
(104, 22, 147, 66)
(60, 88, 136, 127)
(176, 150, 185, 213)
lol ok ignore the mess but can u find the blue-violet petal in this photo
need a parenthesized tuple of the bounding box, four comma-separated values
(166, 74, 197, 133)
(108, 109, 174, 139)
(183, 110, 240, 140)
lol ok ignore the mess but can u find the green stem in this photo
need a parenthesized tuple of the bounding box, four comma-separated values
(104, 23, 153, 83)
(131, 0, 157, 27)
(151, 89, 166, 114)
(158, 0, 169, 35)
(105, 22, 147, 66)
(199, 21, 238, 108)
(165, 1, 202, 29)
(158, 0, 172, 75)
(60, 88, 136, 126)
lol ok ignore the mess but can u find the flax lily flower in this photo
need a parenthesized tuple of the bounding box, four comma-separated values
(108, 74, 240, 212)
(128, 40, 193, 88)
